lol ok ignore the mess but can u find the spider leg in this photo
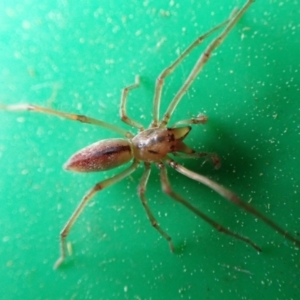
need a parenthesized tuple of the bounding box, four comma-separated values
(151, 16, 232, 128)
(172, 152, 221, 170)
(0, 103, 133, 138)
(159, 0, 254, 127)
(54, 160, 139, 269)
(166, 158, 300, 248)
(171, 113, 208, 127)
(138, 162, 174, 251)
(120, 75, 144, 131)
(157, 162, 261, 252)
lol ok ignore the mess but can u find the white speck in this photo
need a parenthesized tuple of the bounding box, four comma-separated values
(93, 8, 103, 18)
(21, 169, 29, 175)
(6, 8, 16, 17)
(17, 117, 25, 123)
(105, 59, 115, 65)
(22, 20, 31, 29)
(156, 37, 166, 49)
(3, 236, 10, 242)
(14, 52, 22, 59)
(159, 9, 170, 17)
(135, 30, 142, 36)
(6, 261, 13, 267)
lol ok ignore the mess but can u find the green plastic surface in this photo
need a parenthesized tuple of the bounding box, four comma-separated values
(1, 0, 300, 299)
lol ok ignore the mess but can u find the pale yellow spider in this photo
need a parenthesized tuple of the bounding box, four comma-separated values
(1, 0, 300, 269)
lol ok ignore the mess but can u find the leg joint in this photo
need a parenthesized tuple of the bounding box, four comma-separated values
(151, 220, 158, 228)
(162, 184, 171, 195)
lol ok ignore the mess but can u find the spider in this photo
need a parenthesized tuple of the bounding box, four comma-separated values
(1, 0, 300, 269)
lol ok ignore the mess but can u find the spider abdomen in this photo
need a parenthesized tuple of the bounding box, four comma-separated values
(64, 138, 133, 172)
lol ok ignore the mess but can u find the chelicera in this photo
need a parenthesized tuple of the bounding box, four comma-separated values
(2, 0, 300, 269)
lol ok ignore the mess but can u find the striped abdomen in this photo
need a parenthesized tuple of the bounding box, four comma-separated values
(64, 139, 133, 172)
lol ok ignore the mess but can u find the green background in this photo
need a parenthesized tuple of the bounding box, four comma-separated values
(1, 0, 300, 299)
